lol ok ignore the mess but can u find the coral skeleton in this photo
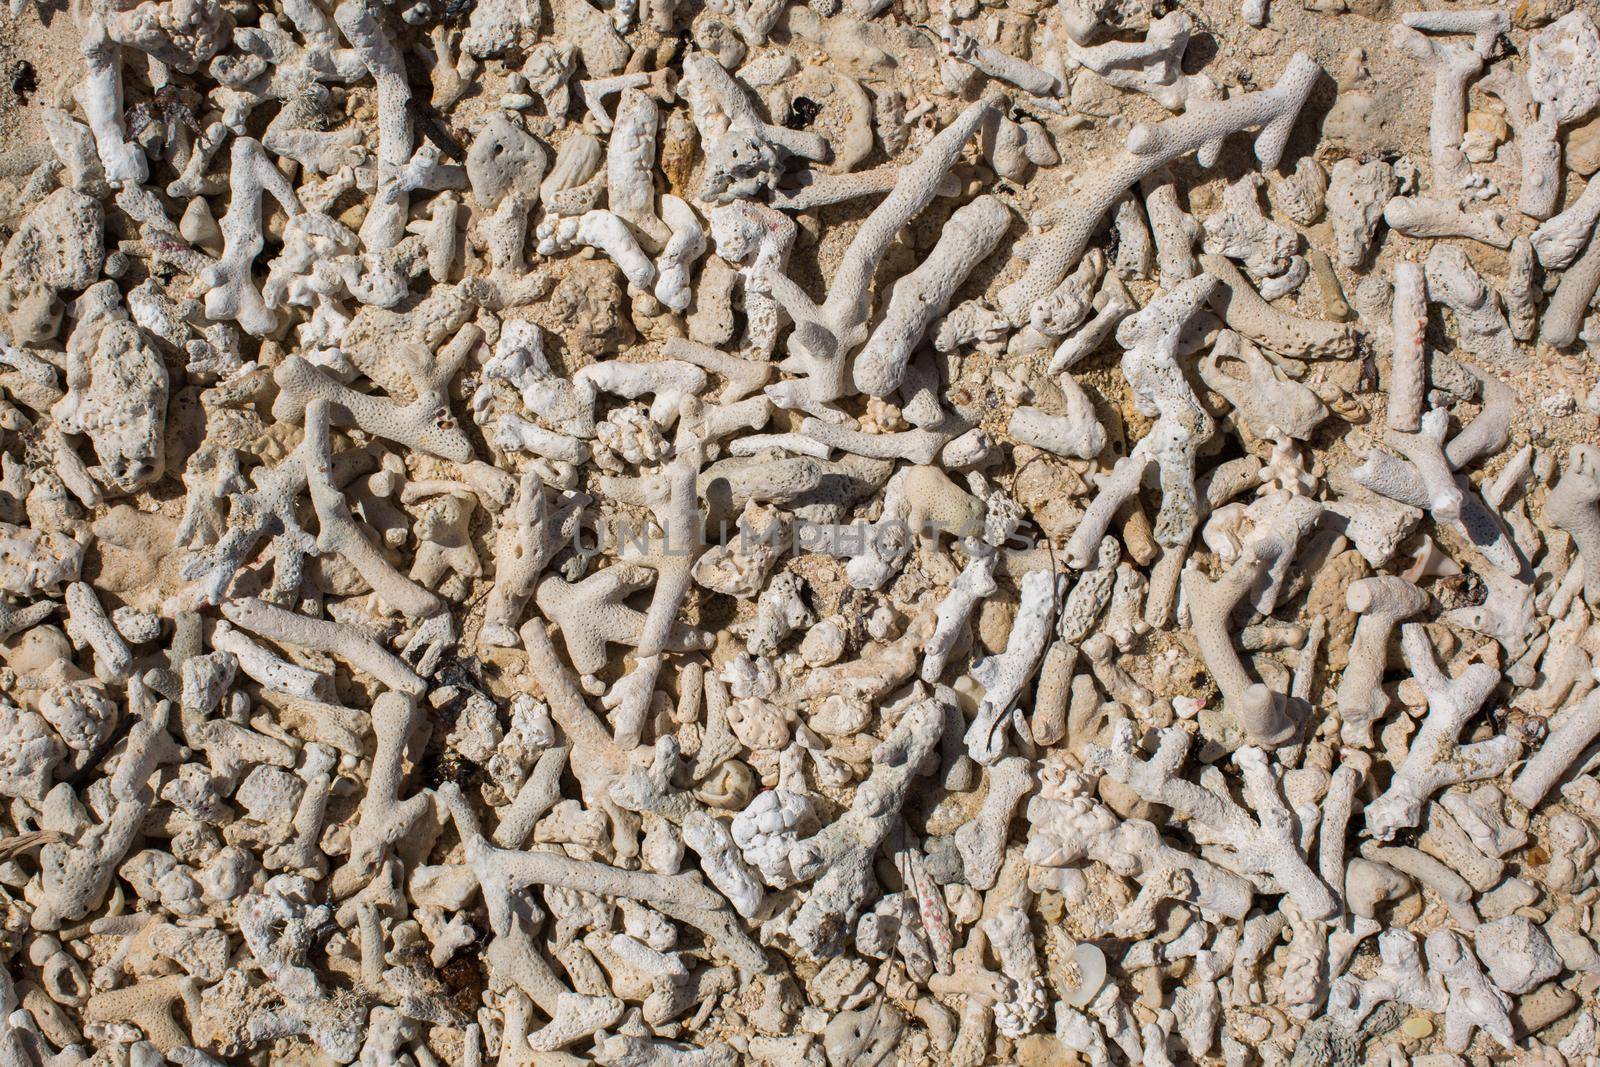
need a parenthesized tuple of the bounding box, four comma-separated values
(1363, 624, 1520, 840)
(0, 1, 1596, 1062)
(998, 52, 1320, 323)
(1180, 491, 1320, 747)
(1090, 722, 1338, 920)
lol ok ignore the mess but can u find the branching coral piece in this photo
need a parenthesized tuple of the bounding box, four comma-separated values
(1425, 929, 1514, 1053)
(28, 681, 176, 929)
(1063, 11, 1215, 112)
(1387, 261, 1427, 432)
(1198, 332, 1327, 442)
(1545, 444, 1600, 607)
(966, 569, 1059, 764)
(1326, 158, 1397, 270)
(1350, 407, 1523, 580)
(198, 138, 302, 336)
(1336, 576, 1428, 746)
(1328, 928, 1446, 1030)
(176, 424, 370, 608)
(787, 697, 944, 957)
(1026, 760, 1253, 928)
(481, 474, 584, 647)
(220, 597, 425, 696)
(439, 782, 768, 974)
(64, 580, 133, 681)
(761, 95, 999, 417)
(1425, 243, 1514, 362)
(518, 619, 631, 832)
(1383, 196, 1512, 247)
(1201, 254, 1358, 360)
(303, 399, 444, 620)
(330, 690, 430, 898)
(942, 24, 1062, 97)
(272, 323, 480, 461)
(334, 0, 418, 251)
(1009, 371, 1107, 459)
(954, 757, 1033, 890)
(1363, 624, 1518, 840)
(1181, 496, 1320, 748)
(537, 566, 654, 679)
(998, 53, 1319, 324)
(1512, 688, 1600, 809)
(852, 195, 1011, 398)
(596, 416, 709, 744)
(75, 10, 148, 186)
(1090, 722, 1337, 919)
(1391, 16, 1501, 197)
(1068, 274, 1221, 560)
(84, 975, 203, 1053)
(923, 554, 998, 682)
(1540, 214, 1600, 349)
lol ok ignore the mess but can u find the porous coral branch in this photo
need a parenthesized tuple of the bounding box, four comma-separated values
(1545, 444, 1600, 607)
(1089, 722, 1337, 919)
(1363, 624, 1518, 840)
(1511, 688, 1600, 809)
(787, 697, 945, 957)
(272, 323, 481, 461)
(997, 53, 1320, 324)
(220, 596, 425, 696)
(598, 411, 710, 745)
(438, 782, 768, 974)
(303, 398, 444, 620)
(480, 474, 584, 647)
(852, 195, 1012, 398)
(1336, 577, 1428, 746)
(1181, 495, 1320, 748)
(762, 95, 1000, 415)
(198, 137, 303, 336)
